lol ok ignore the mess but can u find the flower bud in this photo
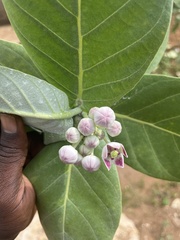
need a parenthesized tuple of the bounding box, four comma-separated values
(84, 135, 100, 149)
(65, 127, 81, 143)
(59, 145, 78, 164)
(82, 155, 101, 172)
(74, 153, 83, 165)
(78, 118, 95, 136)
(93, 106, 115, 128)
(106, 120, 122, 137)
(88, 107, 99, 119)
(79, 144, 92, 156)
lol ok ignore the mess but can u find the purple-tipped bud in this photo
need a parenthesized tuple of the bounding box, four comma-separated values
(106, 121, 122, 137)
(79, 144, 92, 156)
(78, 118, 95, 136)
(82, 155, 101, 172)
(84, 135, 100, 149)
(88, 107, 99, 119)
(65, 127, 81, 143)
(59, 145, 78, 164)
(93, 106, 115, 128)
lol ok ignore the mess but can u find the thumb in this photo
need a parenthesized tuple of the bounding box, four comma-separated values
(0, 114, 27, 194)
(0, 114, 28, 165)
(0, 114, 36, 239)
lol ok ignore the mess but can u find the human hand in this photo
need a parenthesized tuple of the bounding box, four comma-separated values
(0, 114, 43, 240)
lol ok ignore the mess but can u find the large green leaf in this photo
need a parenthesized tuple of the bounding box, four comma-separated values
(24, 141, 121, 240)
(113, 74, 180, 181)
(0, 66, 81, 143)
(145, 27, 170, 74)
(3, 0, 173, 109)
(0, 40, 43, 79)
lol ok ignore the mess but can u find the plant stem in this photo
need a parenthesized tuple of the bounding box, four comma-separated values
(63, 107, 82, 119)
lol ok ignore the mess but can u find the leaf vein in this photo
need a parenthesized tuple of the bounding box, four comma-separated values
(13, 0, 77, 50)
(154, 115, 180, 125)
(56, 0, 77, 17)
(74, 167, 114, 224)
(68, 199, 98, 239)
(83, 3, 166, 72)
(83, 56, 150, 91)
(142, 125, 177, 179)
(116, 114, 180, 137)
(0, 71, 37, 113)
(82, 0, 131, 37)
(129, 93, 180, 117)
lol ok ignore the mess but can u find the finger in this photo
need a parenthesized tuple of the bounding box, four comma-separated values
(0, 114, 28, 165)
(26, 131, 44, 166)
(0, 114, 36, 239)
(0, 175, 36, 240)
(0, 114, 27, 196)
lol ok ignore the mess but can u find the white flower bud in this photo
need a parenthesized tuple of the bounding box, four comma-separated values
(93, 106, 115, 128)
(84, 135, 100, 149)
(79, 144, 92, 156)
(78, 118, 95, 136)
(82, 155, 101, 172)
(65, 127, 81, 143)
(106, 121, 122, 137)
(59, 145, 78, 164)
(88, 107, 99, 119)
(74, 153, 83, 165)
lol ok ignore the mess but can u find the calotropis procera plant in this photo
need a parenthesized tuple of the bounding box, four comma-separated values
(0, 0, 179, 239)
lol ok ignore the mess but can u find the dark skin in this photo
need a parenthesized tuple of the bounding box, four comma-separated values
(0, 114, 44, 240)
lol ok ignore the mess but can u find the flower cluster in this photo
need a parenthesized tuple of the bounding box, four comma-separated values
(58, 106, 128, 172)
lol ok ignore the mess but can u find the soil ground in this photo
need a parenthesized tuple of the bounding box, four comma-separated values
(0, 11, 180, 240)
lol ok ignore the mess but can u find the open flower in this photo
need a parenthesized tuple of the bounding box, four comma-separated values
(102, 142, 128, 170)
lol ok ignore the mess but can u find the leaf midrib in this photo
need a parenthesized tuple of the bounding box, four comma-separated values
(62, 165, 72, 238)
(77, 0, 83, 100)
(116, 113, 180, 137)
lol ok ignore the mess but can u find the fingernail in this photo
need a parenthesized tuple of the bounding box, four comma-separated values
(0, 114, 17, 133)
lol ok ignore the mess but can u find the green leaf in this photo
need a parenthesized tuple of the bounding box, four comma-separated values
(0, 66, 81, 142)
(174, 0, 180, 8)
(113, 74, 180, 181)
(3, 0, 173, 109)
(145, 27, 170, 74)
(0, 40, 43, 79)
(24, 141, 121, 240)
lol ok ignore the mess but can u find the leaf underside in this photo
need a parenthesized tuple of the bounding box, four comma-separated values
(0, 66, 73, 142)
